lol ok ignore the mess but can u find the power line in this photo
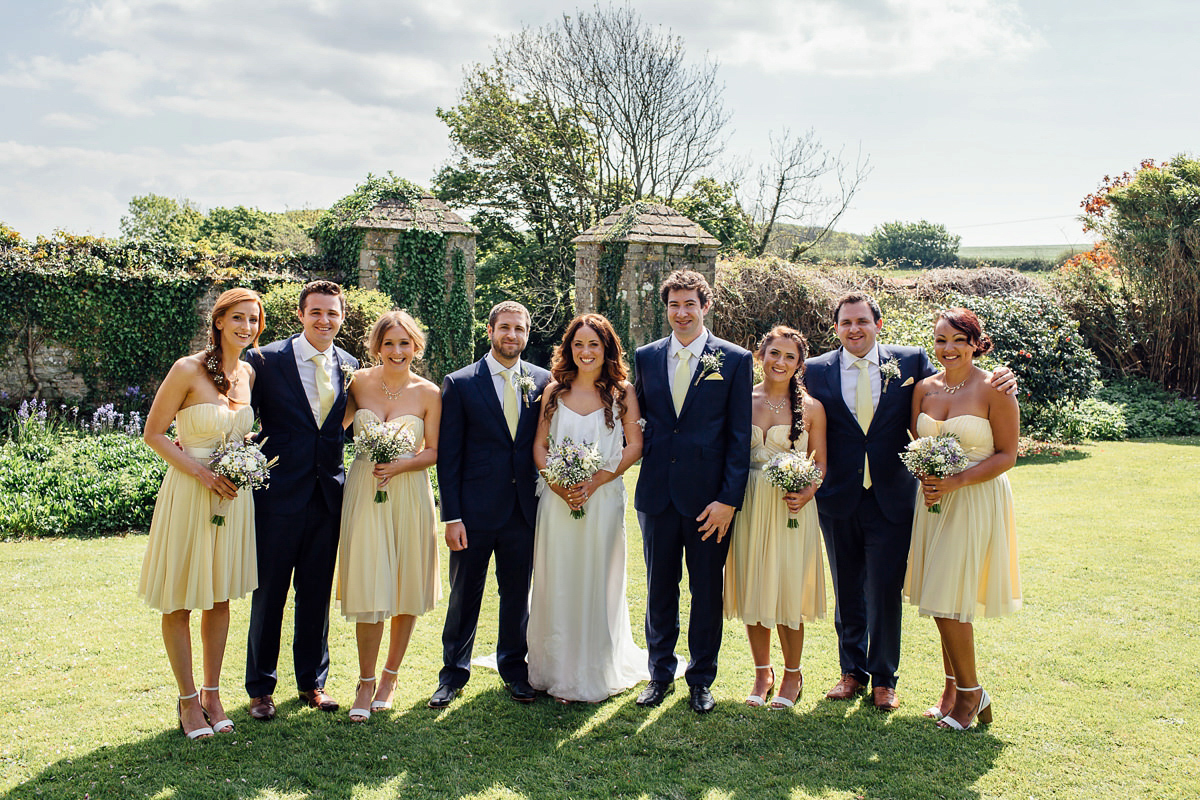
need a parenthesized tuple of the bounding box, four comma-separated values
(951, 214, 1079, 229)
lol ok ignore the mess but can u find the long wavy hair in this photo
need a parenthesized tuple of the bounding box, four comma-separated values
(544, 313, 629, 430)
(756, 325, 808, 444)
(207, 288, 264, 395)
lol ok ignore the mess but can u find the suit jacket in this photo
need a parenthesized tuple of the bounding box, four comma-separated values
(248, 334, 358, 512)
(633, 333, 753, 519)
(805, 344, 936, 525)
(437, 357, 551, 531)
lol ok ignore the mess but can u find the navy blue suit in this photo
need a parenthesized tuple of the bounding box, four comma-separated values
(436, 357, 551, 688)
(244, 334, 357, 697)
(805, 344, 936, 689)
(634, 333, 752, 686)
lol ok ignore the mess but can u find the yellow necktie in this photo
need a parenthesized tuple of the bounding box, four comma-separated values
(312, 352, 334, 426)
(853, 358, 873, 488)
(672, 349, 692, 415)
(501, 367, 519, 438)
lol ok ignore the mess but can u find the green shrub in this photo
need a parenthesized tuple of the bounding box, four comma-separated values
(1096, 378, 1200, 437)
(1028, 398, 1127, 443)
(860, 220, 960, 269)
(0, 432, 164, 539)
(258, 283, 394, 366)
(948, 292, 1100, 431)
(957, 256, 1057, 272)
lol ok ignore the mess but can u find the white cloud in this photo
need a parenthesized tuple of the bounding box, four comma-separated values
(41, 112, 99, 130)
(666, 0, 1040, 76)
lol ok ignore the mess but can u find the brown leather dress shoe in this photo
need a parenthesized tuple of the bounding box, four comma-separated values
(249, 695, 276, 720)
(300, 688, 339, 712)
(873, 686, 900, 711)
(825, 674, 867, 700)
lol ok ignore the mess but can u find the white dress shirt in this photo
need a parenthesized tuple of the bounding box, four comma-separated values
(840, 343, 881, 425)
(292, 332, 337, 424)
(667, 329, 710, 386)
(485, 351, 526, 406)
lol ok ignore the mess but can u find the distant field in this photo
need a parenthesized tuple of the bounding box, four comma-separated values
(958, 244, 1085, 261)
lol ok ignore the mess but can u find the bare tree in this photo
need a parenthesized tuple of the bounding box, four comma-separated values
(749, 128, 871, 257)
(497, 5, 729, 217)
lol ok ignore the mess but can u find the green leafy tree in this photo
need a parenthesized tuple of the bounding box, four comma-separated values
(199, 205, 277, 251)
(860, 219, 960, 268)
(675, 177, 754, 255)
(119, 194, 203, 245)
(1082, 155, 1200, 394)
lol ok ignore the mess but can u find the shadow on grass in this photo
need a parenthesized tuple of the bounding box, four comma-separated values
(5, 685, 1006, 800)
(1015, 448, 1090, 466)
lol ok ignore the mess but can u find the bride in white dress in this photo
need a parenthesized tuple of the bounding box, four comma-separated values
(528, 313, 647, 702)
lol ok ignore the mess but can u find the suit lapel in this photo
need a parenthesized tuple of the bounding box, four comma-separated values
(678, 340, 714, 419)
(472, 358, 509, 437)
(279, 336, 318, 430)
(645, 339, 674, 419)
(825, 348, 854, 422)
(513, 366, 541, 441)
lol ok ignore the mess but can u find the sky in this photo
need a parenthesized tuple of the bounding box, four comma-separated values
(1, 0, 1196, 248)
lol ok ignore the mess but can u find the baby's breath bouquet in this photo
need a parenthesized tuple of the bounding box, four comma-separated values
(209, 436, 278, 526)
(541, 436, 605, 519)
(762, 451, 823, 528)
(353, 420, 417, 502)
(899, 434, 970, 513)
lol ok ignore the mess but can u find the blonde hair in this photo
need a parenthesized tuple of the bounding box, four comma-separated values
(368, 310, 426, 362)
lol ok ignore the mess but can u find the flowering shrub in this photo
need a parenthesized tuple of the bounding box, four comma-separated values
(1, 397, 157, 538)
(946, 292, 1100, 434)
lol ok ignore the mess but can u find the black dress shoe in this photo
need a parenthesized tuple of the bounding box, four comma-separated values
(428, 683, 462, 709)
(636, 680, 674, 707)
(689, 685, 716, 713)
(506, 680, 536, 703)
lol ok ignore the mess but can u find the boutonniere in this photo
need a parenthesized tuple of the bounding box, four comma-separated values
(694, 351, 725, 385)
(340, 362, 355, 391)
(514, 371, 537, 408)
(880, 356, 901, 392)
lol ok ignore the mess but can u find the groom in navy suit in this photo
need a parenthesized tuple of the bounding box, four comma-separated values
(244, 281, 358, 719)
(633, 270, 752, 713)
(807, 292, 1013, 710)
(429, 301, 551, 708)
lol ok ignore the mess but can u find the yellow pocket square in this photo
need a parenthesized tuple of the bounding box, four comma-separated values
(703, 373, 724, 381)
(901, 377, 914, 387)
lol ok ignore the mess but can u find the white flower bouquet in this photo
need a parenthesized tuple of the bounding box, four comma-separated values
(541, 435, 605, 519)
(899, 434, 970, 513)
(209, 436, 278, 526)
(353, 419, 417, 502)
(762, 450, 823, 528)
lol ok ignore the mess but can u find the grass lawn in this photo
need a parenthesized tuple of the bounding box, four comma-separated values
(957, 245, 1085, 262)
(2, 439, 1198, 799)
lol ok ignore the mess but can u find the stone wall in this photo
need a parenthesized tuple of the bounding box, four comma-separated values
(575, 241, 719, 347)
(0, 284, 221, 403)
(357, 231, 477, 306)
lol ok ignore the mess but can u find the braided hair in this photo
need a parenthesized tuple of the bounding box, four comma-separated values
(755, 326, 809, 445)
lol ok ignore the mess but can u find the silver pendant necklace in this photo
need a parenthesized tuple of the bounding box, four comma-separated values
(381, 379, 403, 400)
(943, 375, 970, 394)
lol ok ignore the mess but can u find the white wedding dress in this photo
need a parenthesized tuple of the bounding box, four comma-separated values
(527, 404, 649, 702)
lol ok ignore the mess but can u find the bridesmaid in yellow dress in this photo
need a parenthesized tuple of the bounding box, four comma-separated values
(338, 310, 441, 722)
(724, 326, 827, 710)
(139, 287, 263, 740)
(906, 307, 1020, 730)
